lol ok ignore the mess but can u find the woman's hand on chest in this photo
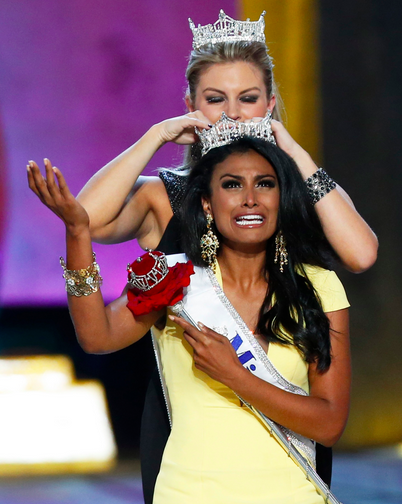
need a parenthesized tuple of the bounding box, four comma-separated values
(168, 314, 245, 386)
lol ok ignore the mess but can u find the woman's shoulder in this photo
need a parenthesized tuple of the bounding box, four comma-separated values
(301, 265, 350, 313)
(133, 175, 173, 225)
(134, 175, 170, 207)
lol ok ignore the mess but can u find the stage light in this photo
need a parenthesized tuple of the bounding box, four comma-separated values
(0, 356, 116, 476)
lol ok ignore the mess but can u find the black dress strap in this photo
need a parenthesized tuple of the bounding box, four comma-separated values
(158, 169, 189, 217)
(156, 215, 181, 254)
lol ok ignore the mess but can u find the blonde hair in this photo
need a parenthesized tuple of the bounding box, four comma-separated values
(185, 41, 283, 122)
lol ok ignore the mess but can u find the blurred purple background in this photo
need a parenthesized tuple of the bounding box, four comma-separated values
(0, 0, 236, 305)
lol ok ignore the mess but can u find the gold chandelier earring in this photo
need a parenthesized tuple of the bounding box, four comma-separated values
(274, 231, 288, 273)
(200, 214, 219, 271)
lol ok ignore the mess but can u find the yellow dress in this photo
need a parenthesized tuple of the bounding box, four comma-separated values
(152, 264, 349, 504)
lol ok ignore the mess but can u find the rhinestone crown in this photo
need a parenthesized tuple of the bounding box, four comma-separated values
(196, 112, 276, 157)
(189, 10, 266, 50)
(127, 251, 169, 292)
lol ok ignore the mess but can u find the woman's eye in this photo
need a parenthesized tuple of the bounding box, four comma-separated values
(222, 180, 241, 189)
(240, 95, 259, 103)
(257, 179, 276, 188)
(206, 96, 224, 104)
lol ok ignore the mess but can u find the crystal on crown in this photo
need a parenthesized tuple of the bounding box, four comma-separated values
(127, 251, 169, 291)
(189, 10, 266, 50)
(196, 112, 276, 156)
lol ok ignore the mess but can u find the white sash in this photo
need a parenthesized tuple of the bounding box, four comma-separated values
(164, 253, 316, 466)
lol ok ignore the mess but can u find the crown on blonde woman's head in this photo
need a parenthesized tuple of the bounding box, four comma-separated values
(188, 10, 266, 50)
(196, 112, 276, 157)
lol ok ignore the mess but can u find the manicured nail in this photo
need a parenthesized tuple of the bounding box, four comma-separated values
(26, 164, 31, 172)
(198, 322, 205, 329)
(208, 124, 213, 128)
(168, 315, 175, 321)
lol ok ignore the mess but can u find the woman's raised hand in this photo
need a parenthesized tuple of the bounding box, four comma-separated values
(155, 111, 211, 145)
(27, 159, 90, 231)
(271, 120, 301, 156)
(271, 120, 309, 160)
(271, 120, 318, 179)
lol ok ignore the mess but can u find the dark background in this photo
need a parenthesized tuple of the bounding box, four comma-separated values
(319, 0, 402, 448)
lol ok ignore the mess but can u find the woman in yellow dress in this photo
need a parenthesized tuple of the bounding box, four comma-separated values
(27, 128, 351, 502)
(75, 11, 371, 500)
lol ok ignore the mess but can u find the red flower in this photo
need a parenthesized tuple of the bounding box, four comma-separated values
(126, 251, 194, 316)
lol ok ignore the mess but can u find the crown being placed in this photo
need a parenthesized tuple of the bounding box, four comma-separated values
(196, 112, 276, 156)
(127, 251, 169, 291)
(189, 10, 266, 50)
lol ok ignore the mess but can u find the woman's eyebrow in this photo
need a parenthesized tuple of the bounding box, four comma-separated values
(202, 86, 261, 95)
(219, 173, 276, 181)
(219, 173, 243, 180)
(202, 87, 225, 94)
(238, 87, 262, 94)
(255, 174, 276, 180)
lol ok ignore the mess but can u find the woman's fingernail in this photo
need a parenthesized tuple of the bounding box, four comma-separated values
(198, 322, 205, 329)
(208, 124, 213, 128)
(168, 315, 175, 321)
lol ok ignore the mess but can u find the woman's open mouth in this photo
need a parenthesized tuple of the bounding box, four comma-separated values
(235, 214, 265, 226)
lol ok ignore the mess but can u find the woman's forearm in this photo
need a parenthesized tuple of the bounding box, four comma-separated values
(76, 124, 164, 240)
(64, 226, 152, 354)
(314, 185, 378, 272)
(77, 112, 212, 245)
(295, 149, 378, 272)
(225, 366, 348, 447)
(272, 121, 378, 272)
(225, 310, 350, 447)
(64, 225, 115, 353)
(175, 310, 350, 448)
(27, 159, 156, 351)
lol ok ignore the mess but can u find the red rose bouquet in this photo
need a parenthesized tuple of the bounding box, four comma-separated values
(126, 250, 194, 316)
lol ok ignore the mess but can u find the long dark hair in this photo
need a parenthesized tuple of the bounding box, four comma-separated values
(180, 138, 338, 371)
